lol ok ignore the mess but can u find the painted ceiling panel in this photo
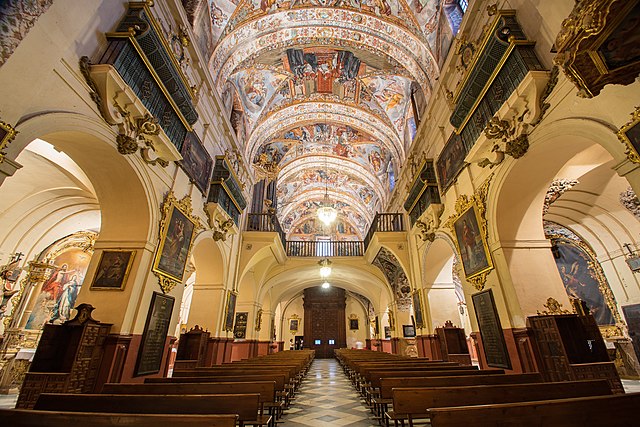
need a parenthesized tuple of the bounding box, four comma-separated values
(196, 1, 465, 241)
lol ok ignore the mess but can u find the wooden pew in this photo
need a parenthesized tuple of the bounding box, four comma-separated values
(144, 373, 290, 415)
(387, 380, 613, 427)
(0, 409, 238, 427)
(33, 393, 270, 427)
(428, 393, 640, 427)
(372, 373, 543, 423)
(365, 367, 492, 405)
(102, 381, 280, 426)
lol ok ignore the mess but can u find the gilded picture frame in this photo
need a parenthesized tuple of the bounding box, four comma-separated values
(90, 250, 136, 290)
(223, 290, 237, 332)
(617, 106, 640, 164)
(0, 120, 17, 164)
(152, 192, 200, 293)
(452, 204, 493, 280)
(289, 318, 299, 332)
(445, 176, 494, 290)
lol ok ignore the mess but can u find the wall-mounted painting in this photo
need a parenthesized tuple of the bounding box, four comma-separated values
(90, 250, 135, 290)
(617, 106, 640, 164)
(436, 133, 466, 192)
(223, 290, 237, 332)
(25, 232, 95, 329)
(349, 318, 359, 330)
(153, 196, 197, 285)
(289, 318, 299, 332)
(452, 204, 493, 279)
(403, 324, 416, 338)
(180, 132, 213, 196)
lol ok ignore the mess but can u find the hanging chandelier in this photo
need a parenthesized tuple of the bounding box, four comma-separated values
(317, 189, 337, 225)
(317, 127, 338, 225)
(319, 258, 332, 278)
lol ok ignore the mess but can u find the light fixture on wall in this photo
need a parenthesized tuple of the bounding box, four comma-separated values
(322, 281, 331, 289)
(319, 258, 332, 277)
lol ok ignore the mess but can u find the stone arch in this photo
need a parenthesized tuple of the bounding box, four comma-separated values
(6, 112, 155, 243)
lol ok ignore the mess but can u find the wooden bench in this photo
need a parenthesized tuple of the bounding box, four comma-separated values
(364, 367, 491, 405)
(372, 373, 543, 424)
(387, 380, 612, 427)
(102, 381, 280, 426)
(33, 393, 270, 427)
(0, 409, 238, 427)
(149, 373, 292, 409)
(428, 393, 640, 427)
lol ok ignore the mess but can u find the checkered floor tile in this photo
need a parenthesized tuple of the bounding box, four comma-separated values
(281, 359, 377, 426)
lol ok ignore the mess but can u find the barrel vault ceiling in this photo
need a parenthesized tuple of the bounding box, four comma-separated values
(206, 0, 462, 240)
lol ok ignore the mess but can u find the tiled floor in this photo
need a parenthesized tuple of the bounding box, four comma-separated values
(281, 359, 376, 427)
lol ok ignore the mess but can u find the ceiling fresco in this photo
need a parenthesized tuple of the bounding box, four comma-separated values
(198, 0, 463, 241)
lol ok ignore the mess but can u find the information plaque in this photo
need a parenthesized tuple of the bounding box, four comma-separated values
(472, 289, 512, 369)
(135, 291, 175, 376)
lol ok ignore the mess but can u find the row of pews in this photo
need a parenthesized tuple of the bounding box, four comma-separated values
(0, 349, 314, 427)
(336, 348, 639, 427)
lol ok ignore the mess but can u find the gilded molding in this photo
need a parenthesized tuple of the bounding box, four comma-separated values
(79, 57, 174, 168)
(546, 228, 625, 339)
(616, 106, 640, 164)
(536, 297, 572, 315)
(554, 0, 639, 98)
(0, 120, 18, 164)
(445, 173, 494, 290)
(152, 192, 203, 294)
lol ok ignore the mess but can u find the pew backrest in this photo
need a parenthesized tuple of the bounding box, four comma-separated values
(0, 409, 238, 427)
(102, 381, 277, 403)
(428, 393, 640, 427)
(379, 373, 543, 399)
(34, 393, 260, 421)
(392, 380, 612, 415)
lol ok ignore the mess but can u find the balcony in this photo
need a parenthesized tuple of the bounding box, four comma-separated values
(245, 212, 405, 257)
(364, 213, 405, 250)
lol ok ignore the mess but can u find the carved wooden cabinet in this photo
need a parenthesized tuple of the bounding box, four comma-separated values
(16, 304, 111, 408)
(435, 322, 472, 365)
(527, 314, 623, 393)
(175, 325, 210, 368)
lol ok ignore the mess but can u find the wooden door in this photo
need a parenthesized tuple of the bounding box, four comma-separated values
(303, 287, 346, 358)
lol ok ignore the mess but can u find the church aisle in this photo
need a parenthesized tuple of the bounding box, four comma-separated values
(282, 358, 376, 427)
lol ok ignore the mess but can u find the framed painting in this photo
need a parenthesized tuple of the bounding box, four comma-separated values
(452, 204, 493, 279)
(412, 290, 425, 328)
(403, 324, 416, 338)
(384, 326, 391, 339)
(617, 106, 640, 164)
(472, 289, 512, 370)
(349, 318, 359, 330)
(180, 132, 213, 196)
(152, 195, 197, 287)
(223, 290, 237, 332)
(436, 133, 466, 193)
(289, 318, 299, 332)
(135, 291, 175, 376)
(90, 250, 135, 290)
